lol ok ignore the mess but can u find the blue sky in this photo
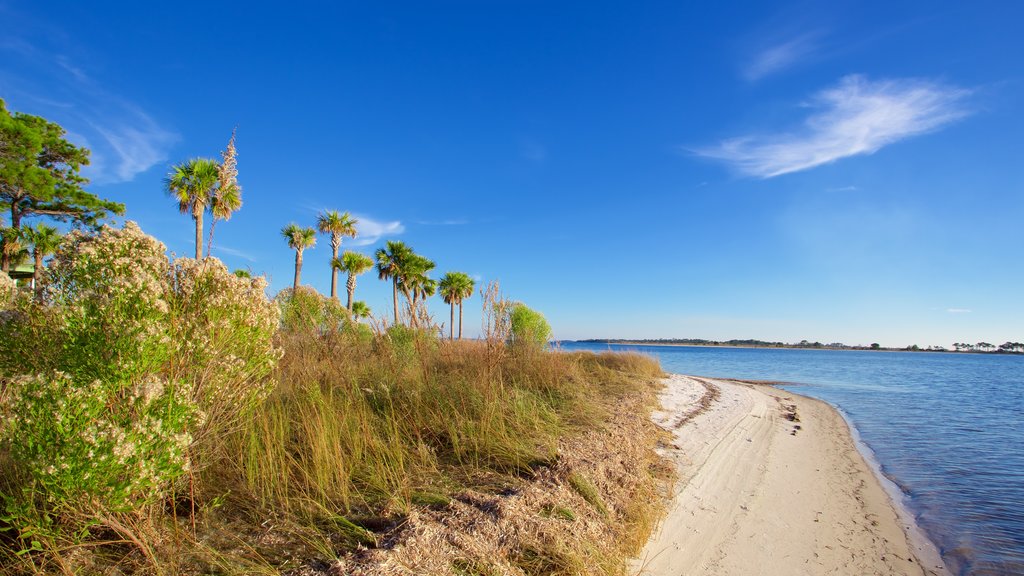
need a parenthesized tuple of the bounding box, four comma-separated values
(2, 1, 1022, 347)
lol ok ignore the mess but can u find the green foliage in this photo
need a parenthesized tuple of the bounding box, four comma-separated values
(1, 372, 196, 515)
(276, 286, 349, 334)
(281, 223, 316, 251)
(568, 472, 608, 517)
(0, 222, 281, 560)
(168, 257, 282, 444)
(0, 271, 15, 307)
(438, 271, 475, 305)
(0, 99, 124, 233)
(316, 210, 357, 252)
(509, 303, 552, 348)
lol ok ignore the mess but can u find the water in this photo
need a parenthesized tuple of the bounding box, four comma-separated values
(559, 342, 1024, 575)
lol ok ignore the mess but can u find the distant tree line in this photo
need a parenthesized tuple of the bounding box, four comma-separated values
(575, 338, 1024, 354)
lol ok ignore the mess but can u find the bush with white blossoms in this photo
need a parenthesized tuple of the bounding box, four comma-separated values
(0, 222, 280, 547)
(43, 221, 174, 384)
(168, 257, 281, 443)
(1, 372, 195, 515)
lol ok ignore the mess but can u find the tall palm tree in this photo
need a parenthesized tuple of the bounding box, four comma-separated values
(208, 131, 242, 257)
(26, 224, 61, 301)
(440, 272, 475, 340)
(281, 223, 316, 291)
(375, 240, 414, 326)
(351, 300, 371, 322)
(397, 254, 435, 328)
(165, 158, 220, 259)
(439, 272, 473, 340)
(333, 250, 373, 311)
(317, 210, 358, 301)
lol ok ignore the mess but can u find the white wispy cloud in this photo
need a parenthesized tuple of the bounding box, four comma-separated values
(351, 215, 404, 247)
(743, 32, 822, 82)
(0, 41, 178, 184)
(947, 308, 972, 314)
(211, 244, 258, 262)
(826, 185, 858, 192)
(694, 75, 972, 178)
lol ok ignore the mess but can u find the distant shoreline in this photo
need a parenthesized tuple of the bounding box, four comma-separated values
(568, 339, 1022, 355)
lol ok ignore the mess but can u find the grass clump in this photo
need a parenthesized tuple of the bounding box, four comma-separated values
(568, 473, 608, 517)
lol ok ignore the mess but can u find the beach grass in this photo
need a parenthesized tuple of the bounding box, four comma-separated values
(1, 312, 667, 575)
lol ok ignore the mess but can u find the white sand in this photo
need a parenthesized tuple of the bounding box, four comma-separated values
(632, 375, 949, 576)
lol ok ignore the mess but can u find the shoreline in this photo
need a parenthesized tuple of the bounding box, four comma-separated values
(632, 374, 949, 575)
(574, 341, 1012, 355)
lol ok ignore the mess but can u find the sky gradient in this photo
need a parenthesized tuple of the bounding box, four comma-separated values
(2, 0, 1022, 347)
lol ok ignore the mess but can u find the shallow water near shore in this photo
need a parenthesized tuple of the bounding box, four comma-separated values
(560, 342, 1024, 576)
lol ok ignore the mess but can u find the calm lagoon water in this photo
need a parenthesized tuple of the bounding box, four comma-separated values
(559, 342, 1024, 576)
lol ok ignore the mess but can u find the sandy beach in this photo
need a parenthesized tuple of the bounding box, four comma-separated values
(632, 375, 949, 576)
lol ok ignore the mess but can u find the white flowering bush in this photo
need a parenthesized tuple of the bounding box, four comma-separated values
(0, 222, 280, 553)
(43, 222, 173, 384)
(1, 372, 195, 515)
(168, 257, 281, 442)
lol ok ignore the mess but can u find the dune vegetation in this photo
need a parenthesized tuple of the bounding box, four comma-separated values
(0, 101, 669, 575)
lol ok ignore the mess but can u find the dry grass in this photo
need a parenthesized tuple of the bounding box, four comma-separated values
(1, 325, 670, 575)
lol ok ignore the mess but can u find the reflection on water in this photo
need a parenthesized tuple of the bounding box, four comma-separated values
(559, 342, 1024, 576)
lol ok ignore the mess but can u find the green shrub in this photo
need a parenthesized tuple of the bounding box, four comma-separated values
(509, 303, 552, 348)
(1, 372, 195, 520)
(0, 222, 281, 560)
(276, 286, 349, 334)
(0, 271, 15, 308)
(168, 257, 281, 445)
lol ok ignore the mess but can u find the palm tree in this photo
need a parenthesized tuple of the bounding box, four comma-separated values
(397, 254, 435, 328)
(333, 251, 374, 311)
(439, 272, 475, 340)
(439, 273, 458, 340)
(317, 210, 358, 300)
(351, 300, 371, 322)
(281, 223, 316, 291)
(207, 132, 242, 256)
(26, 224, 61, 301)
(375, 240, 414, 326)
(0, 227, 25, 274)
(165, 158, 220, 259)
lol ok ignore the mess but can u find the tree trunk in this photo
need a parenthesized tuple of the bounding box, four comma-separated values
(2, 203, 22, 273)
(33, 248, 43, 302)
(293, 250, 302, 291)
(449, 301, 454, 340)
(346, 273, 356, 311)
(403, 288, 416, 328)
(194, 210, 204, 260)
(392, 279, 399, 326)
(458, 301, 464, 340)
(330, 241, 340, 300)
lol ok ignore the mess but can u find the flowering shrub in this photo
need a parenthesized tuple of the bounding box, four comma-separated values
(168, 257, 281, 442)
(0, 222, 280, 552)
(1, 372, 195, 515)
(42, 221, 173, 384)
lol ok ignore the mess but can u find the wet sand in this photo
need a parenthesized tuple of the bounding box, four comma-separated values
(632, 374, 948, 576)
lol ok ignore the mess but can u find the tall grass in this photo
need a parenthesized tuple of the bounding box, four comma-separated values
(210, 327, 616, 519)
